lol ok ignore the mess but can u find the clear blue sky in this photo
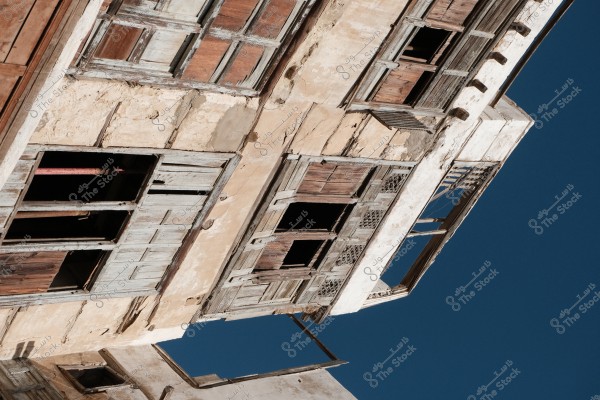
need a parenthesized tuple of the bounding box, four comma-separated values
(161, 2, 599, 398)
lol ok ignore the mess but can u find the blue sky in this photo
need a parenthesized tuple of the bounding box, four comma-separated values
(161, 2, 599, 398)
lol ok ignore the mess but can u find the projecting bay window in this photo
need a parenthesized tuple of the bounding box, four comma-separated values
(254, 163, 367, 279)
(203, 156, 415, 316)
(74, 0, 316, 94)
(367, 162, 498, 304)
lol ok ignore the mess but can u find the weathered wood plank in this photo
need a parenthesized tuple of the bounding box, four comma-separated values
(5, 0, 60, 65)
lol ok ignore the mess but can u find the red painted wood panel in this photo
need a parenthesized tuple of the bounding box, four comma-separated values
(212, 0, 261, 31)
(0, 252, 66, 295)
(183, 35, 231, 82)
(95, 24, 144, 60)
(250, 0, 296, 39)
(0, 0, 36, 62)
(219, 43, 263, 86)
(0, 76, 19, 114)
(5, 0, 60, 65)
(373, 63, 428, 104)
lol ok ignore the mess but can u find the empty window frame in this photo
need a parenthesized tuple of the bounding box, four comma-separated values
(60, 365, 129, 394)
(75, 0, 315, 93)
(376, 162, 497, 294)
(275, 202, 353, 232)
(3, 151, 156, 243)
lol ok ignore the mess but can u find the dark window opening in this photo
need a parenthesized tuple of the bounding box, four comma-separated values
(63, 366, 126, 393)
(282, 240, 324, 268)
(404, 71, 434, 105)
(401, 27, 451, 63)
(24, 152, 156, 202)
(276, 203, 353, 232)
(49, 250, 106, 291)
(6, 211, 130, 241)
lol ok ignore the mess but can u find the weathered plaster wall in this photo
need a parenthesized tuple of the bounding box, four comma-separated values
(30, 79, 258, 152)
(32, 345, 356, 399)
(149, 0, 411, 327)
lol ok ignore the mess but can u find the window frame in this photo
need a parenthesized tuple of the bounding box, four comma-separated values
(0, 146, 237, 306)
(368, 161, 498, 302)
(72, 0, 317, 95)
(59, 364, 132, 394)
(347, 0, 530, 115)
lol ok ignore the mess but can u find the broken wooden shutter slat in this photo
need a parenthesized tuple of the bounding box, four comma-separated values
(371, 111, 431, 131)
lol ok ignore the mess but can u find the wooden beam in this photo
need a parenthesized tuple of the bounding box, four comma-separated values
(19, 201, 137, 212)
(34, 167, 125, 175)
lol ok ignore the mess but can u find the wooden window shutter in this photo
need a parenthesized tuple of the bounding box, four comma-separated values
(212, 0, 261, 31)
(249, 0, 298, 39)
(373, 63, 431, 104)
(0, 252, 66, 295)
(219, 43, 264, 86)
(298, 163, 371, 197)
(182, 36, 231, 82)
(256, 239, 293, 270)
(427, 0, 480, 26)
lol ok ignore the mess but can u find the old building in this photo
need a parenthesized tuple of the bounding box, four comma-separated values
(0, 0, 572, 359)
(0, 343, 355, 399)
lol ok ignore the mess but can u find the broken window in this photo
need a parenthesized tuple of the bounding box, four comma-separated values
(75, 0, 316, 93)
(4, 151, 156, 243)
(254, 162, 370, 275)
(276, 202, 353, 232)
(0, 150, 157, 296)
(24, 151, 156, 202)
(401, 27, 452, 63)
(282, 240, 328, 268)
(375, 162, 497, 295)
(372, 26, 455, 105)
(61, 365, 128, 394)
(349, 0, 507, 112)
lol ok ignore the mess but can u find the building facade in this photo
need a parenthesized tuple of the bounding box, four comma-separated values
(0, 344, 355, 399)
(0, 0, 572, 358)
